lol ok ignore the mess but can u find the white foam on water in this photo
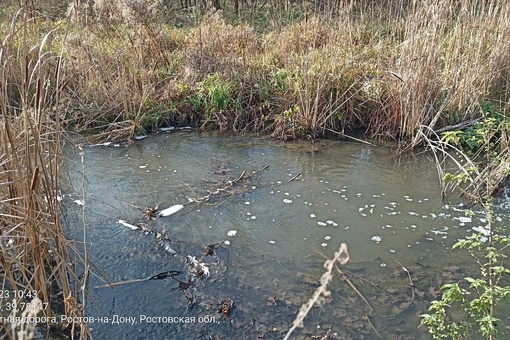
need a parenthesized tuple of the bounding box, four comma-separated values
(371, 235, 382, 243)
(453, 216, 472, 223)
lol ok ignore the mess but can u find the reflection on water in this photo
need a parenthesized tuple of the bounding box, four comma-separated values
(62, 132, 510, 339)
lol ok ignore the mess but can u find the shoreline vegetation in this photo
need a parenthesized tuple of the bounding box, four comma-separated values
(0, 0, 509, 338)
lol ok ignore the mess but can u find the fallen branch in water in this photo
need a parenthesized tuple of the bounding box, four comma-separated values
(190, 165, 268, 204)
(325, 128, 376, 146)
(366, 314, 383, 339)
(94, 271, 181, 288)
(288, 172, 302, 182)
(334, 263, 382, 339)
(393, 260, 414, 287)
(393, 260, 416, 305)
(335, 263, 373, 314)
(434, 117, 482, 134)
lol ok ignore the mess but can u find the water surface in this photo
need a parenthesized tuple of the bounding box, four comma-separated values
(62, 131, 510, 339)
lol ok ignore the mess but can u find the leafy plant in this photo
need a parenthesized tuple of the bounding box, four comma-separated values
(442, 103, 509, 157)
(421, 209, 510, 339)
(421, 103, 510, 339)
(198, 73, 234, 113)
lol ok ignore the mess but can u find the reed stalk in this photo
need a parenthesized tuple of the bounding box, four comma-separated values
(0, 3, 88, 339)
(48, 0, 508, 143)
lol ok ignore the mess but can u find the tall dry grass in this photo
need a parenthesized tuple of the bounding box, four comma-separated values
(389, 0, 510, 146)
(45, 0, 509, 143)
(1, 4, 88, 339)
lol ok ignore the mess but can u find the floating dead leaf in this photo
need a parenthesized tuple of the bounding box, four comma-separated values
(414, 289, 425, 298)
(266, 296, 278, 306)
(144, 205, 159, 219)
(217, 299, 235, 318)
(398, 300, 412, 310)
(428, 286, 439, 299)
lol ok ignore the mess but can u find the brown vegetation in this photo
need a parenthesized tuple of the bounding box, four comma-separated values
(2, 0, 506, 142)
(1, 3, 88, 339)
(0, 0, 509, 337)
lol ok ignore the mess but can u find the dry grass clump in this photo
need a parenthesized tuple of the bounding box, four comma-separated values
(186, 11, 259, 75)
(3, 0, 509, 143)
(387, 0, 510, 144)
(47, 1, 508, 142)
(92, 0, 163, 26)
(1, 5, 88, 339)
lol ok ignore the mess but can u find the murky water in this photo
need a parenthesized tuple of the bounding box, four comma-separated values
(62, 131, 510, 339)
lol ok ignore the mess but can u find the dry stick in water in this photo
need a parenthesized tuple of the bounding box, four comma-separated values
(335, 263, 382, 339)
(284, 243, 350, 340)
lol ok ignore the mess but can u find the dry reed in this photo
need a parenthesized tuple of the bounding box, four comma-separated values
(38, 0, 508, 143)
(1, 3, 88, 339)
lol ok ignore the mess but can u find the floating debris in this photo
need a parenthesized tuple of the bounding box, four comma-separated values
(74, 199, 85, 206)
(317, 221, 327, 226)
(95, 270, 181, 288)
(217, 299, 235, 318)
(89, 141, 112, 147)
(144, 205, 159, 219)
(266, 296, 279, 306)
(134, 135, 147, 140)
(227, 230, 237, 237)
(472, 226, 490, 236)
(159, 127, 175, 132)
(147, 271, 181, 280)
(156, 232, 177, 256)
(310, 214, 316, 218)
(158, 239, 177, 255)
(158, 204, 184, 217)
(453, 216, 472, 223)
(205, 242, 223, 255)
(118, 219, 138, 230)
(118, 220, 151, 234)
(269, 240, 276, 244)
(283, 199, 293, 203)
(370, 236, 383, 243)
(431, 227, 448, 235)
(186, 256, 210, 279)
